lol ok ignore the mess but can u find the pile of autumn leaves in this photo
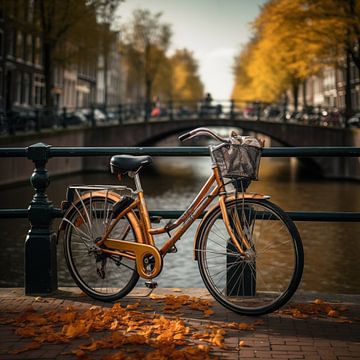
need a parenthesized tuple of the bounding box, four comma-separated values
(1, 294, 258, 360)
(0, 294, 353, 359)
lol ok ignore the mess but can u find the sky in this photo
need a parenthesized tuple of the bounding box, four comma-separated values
(117, 0, 267, 100)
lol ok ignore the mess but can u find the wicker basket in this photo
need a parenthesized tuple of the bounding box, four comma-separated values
(210, 142, 262, 180)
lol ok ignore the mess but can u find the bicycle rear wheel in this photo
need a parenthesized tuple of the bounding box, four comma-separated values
(63, 195, 139, 301)
(197, 198, 303, 315)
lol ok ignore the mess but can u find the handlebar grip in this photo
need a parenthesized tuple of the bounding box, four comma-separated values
(178, 132, 192, 142)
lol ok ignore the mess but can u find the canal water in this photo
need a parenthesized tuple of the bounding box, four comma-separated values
(0, 136, 359, 294)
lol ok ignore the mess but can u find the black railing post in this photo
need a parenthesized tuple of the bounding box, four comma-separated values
(144, 101, 151, 122)
(169, 100, 173, 121)
(35, 109, 41, 132)
(25, 143, 57, 295)
(6, 110, 15, 135)
(256, 102, 261, 121)
(230, 99, 235, 120)
(90, 105, 96, 127)
(62, 107, 67, 129)
(118, 104, 123, 125)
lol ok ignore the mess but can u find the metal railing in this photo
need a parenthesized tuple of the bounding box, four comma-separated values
(1, 100, 356, 136)
(0, 143, 359, 295)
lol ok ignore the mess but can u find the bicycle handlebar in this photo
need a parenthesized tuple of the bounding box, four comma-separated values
(178, 127, 228, 143)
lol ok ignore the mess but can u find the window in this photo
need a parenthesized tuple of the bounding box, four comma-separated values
(34, 74, 45, 106)
(26, 0, 34, 22)
(34, 37, 41, 65)
(25, 34, 32, 63)
(15, 71, 22, 104)
(0, 69, 3, 97)
(22, 72, 30, 105)
(7, 28, 16, 57)
(16, 31, 23, 60)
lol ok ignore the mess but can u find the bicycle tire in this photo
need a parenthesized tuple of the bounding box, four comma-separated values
(197, 198, 303, 315)
(63, 195, 139, 301)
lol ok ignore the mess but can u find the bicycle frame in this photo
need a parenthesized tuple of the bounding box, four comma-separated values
(96, 164, 261, 279)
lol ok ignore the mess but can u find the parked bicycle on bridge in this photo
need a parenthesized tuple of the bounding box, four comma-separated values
(59, 127, 304, 316)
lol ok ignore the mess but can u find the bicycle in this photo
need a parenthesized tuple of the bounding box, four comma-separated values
(59, 127, 304, 316)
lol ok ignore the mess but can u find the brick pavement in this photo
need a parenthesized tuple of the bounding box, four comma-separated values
(0, 288, 359, 360)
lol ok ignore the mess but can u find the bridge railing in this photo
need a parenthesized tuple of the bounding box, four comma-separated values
(1, 100, 355, 136)
(0, 144, 359, 295)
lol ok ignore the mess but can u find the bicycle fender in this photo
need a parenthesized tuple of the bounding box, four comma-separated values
(57, 191, 144, 246)
(58, 191, 121, 233)
(193, 193, 269, 260)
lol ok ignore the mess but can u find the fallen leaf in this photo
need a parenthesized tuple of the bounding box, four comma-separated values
(313, 298, 324, 305)
(203, 309, 214, 317)
(239, 340, 247, 347)
(327, 310, 340, 318)
(15, 327, 37, 337)
(239, 322, 254, 331)
(9, 341, 41, 354)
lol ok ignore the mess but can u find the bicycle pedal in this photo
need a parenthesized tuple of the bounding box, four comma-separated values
(168, 245, 177, 253)
(145, 280, 158, 289)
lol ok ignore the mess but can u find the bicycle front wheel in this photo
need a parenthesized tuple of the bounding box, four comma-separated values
(197, 198, 303, 315)
(63, 195, 139, 301)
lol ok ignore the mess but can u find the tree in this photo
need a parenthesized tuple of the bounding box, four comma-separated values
(153, 49, 204, 103)
(169, 49, 204, 102)
(297, 0, 360, 116)
(121, 9, 172, 110)
(1, 0, 123, 112)
(232, 0, 360, 115)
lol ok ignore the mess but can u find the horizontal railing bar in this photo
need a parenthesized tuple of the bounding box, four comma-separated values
(49, 146, 360, 157)
(0, 149, 27, 157)
(148, 210, 360, 222)
(0, 208, 359, 222)
(0, 209, 29, 218)
(0, 147, 360, 158)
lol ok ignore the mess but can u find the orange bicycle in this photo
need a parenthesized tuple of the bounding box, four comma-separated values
(59, 127, 303, 315)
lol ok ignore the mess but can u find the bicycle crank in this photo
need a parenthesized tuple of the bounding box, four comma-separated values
(103, 238, 163, 279)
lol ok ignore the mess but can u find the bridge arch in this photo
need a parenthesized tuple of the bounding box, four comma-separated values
(134, 119, 292, 146)
(83, 118, 359, 179)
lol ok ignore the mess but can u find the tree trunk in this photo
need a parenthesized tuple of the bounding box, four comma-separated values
(292, 81, 299, 112)
(345, 49, 353, 120)
(145, 78, 152, 121)
(302, 79, 307, 108)
(43, 41, 54, 111)
(104, 54, 108, 107)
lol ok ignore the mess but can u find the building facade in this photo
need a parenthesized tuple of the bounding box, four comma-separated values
(289, 62, 360, 114)
(0, 2, 124, 126)
(0, 2, 45, 117)
(96, 30, 125, 108)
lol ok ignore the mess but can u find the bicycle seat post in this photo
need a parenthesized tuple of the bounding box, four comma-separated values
(133, 172, 143, 192)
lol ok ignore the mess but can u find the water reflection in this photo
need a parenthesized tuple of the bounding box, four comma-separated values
(0, 155, 359, 294)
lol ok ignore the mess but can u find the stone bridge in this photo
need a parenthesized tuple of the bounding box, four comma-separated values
(104, 118, 358, 148)
(0, 117, 359, 185)
(84, 117, 359, 180)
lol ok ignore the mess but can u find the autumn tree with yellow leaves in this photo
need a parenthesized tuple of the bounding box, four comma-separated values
(121, 10, 204, 106)
(169, 49, 204, 103)
(153, 49, 204, 103)
(232, 0, 360, 116)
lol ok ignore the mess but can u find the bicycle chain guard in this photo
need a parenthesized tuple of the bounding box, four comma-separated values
(103, 238, 163, 279)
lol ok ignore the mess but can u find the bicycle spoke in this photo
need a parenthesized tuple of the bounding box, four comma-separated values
(64, 195, 139, 301)
(197, 198, 303, 315)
